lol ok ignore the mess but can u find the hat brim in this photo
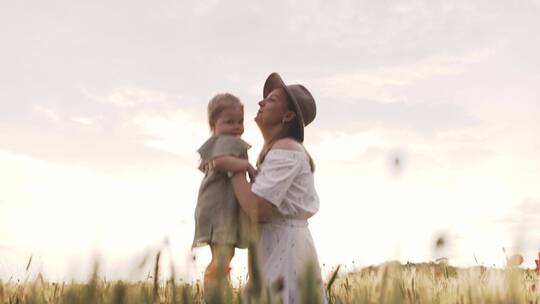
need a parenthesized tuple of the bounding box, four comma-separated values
(263, 73, 305, 142)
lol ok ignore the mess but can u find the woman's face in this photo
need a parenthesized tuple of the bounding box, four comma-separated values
(255, 88, 292, 128)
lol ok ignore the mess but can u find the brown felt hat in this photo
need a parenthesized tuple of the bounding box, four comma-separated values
(263, 72, 317, 142)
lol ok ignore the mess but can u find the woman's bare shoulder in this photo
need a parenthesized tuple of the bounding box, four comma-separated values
(272, 138, 304, 151)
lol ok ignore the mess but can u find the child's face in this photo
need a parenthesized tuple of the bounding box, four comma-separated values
(213, 106, 244, 136)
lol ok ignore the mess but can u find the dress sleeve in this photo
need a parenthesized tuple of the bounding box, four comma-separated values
(197, 135, 251, 171)
(251, 151, 302, 207)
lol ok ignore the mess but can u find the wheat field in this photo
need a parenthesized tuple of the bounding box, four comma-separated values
(2, 256, 540, 304)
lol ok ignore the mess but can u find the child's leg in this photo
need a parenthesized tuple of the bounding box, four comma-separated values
(204, 244, 235, 289)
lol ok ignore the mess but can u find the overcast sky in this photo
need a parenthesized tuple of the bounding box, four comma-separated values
(1, 0, 540, 282)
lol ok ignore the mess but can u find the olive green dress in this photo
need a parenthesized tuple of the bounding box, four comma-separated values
(192, 135, 251, 249)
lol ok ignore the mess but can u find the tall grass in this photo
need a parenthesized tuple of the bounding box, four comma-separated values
(2, 259, 539, 303)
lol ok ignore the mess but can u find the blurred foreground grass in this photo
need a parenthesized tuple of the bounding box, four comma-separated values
(2, 261, 540, 303)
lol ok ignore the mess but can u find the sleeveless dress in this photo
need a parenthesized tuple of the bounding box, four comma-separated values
(252, 149, 325, 303)
(192, 135, 251, 249)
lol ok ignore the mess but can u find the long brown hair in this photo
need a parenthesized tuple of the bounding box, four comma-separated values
(256, 95, 315, 172)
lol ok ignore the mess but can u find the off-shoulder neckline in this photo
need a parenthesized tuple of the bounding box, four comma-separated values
(267, 149, 307, 157)
(270, 148, 304, 153)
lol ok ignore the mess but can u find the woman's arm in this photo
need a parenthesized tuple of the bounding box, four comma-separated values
(230, 172, 273, 222)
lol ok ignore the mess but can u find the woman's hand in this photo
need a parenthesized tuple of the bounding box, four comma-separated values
(246, 164, 258, 183)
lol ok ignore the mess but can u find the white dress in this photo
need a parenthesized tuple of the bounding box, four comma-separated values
(252, 149, 325, 304)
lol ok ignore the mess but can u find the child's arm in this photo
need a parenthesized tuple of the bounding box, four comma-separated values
(212, 155, 250, 172)
(212, 155, 257, 182)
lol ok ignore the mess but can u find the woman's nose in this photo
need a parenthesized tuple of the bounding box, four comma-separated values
(258, 100, 264, 107)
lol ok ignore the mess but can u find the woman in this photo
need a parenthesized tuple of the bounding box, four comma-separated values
(230, 72, 324, 303)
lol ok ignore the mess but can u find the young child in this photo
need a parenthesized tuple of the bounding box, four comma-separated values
(192, 93, 255, 291)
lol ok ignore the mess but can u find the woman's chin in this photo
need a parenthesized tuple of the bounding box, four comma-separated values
(254, 117, 267, 130)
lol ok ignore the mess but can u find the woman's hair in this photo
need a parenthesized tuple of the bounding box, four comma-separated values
(256, 95, 315, 172)
(207, 93, 243, 131)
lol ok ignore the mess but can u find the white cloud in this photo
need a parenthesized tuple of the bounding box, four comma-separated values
(310, 132, 387, 163)
(2, 87, 200, 173)
(33, 104, 60, 121)
(500, 198, 540, 232)
(81, 87, 183, 108)
(71, 116, 93, 125)
(192, 0, 220, 15)
(129, 110, 208, 159)
(317, 50, 490, 103)
(530, 0, 540, 8)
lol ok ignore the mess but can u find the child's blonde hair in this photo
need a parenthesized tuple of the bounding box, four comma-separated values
(207, 93, 243, 131)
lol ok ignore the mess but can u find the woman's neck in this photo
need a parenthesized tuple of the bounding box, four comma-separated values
(261, 125, 283, 145)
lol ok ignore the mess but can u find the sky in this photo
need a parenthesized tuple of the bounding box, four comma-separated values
(1, 0, 540, 283)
